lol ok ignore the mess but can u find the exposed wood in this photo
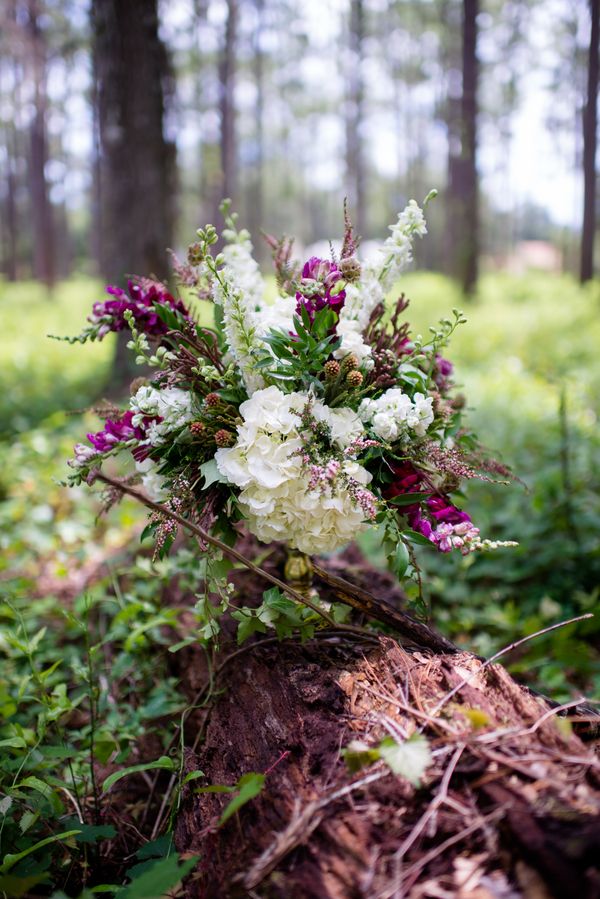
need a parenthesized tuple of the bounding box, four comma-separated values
(174, 630, 600, 898)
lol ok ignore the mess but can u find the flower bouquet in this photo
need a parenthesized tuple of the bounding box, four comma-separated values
(63, 196, 514, 637)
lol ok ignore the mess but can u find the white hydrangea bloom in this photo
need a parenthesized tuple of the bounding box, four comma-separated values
(130, 385, 195, 446)
(359, 388, 434, 440)
(215, 386, 374, 554)
(136, 457, 169, 501)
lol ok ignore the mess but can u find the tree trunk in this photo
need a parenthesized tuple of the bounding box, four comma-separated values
(216, 0, 238, 219)
(580, 0, 599, 284)
(91, 0, 176, 387)
(1, 124, 19, 281)
(173, 554, 600, 899)
(27, 0, 55, 288)
(346, 0, 367, 239)
(447, 0, 479, 296)
(247, 0, 265, 262)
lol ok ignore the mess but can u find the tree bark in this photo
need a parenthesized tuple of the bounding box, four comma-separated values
(247, 0, 265, 262)
(27, 0, 55, 288)
(91, 0, 176, 386)
(580, 0, 599, 284)
(346, 0, 367, 239)
(215, 0, 238, 219)
(447, 0, 479, 296)
(174, 630, 600, 898)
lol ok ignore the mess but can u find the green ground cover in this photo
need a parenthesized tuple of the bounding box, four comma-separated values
(0, 271, 599, 893)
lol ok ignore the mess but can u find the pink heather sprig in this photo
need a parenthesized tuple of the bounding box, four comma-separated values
(344, 436, 380, 457)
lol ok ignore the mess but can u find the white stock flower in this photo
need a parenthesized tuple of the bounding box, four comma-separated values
(359, 388, 434, 441)
(130, 385, 195, 446)
(375, 200, 428, 289)
(215, 386, 373, 553)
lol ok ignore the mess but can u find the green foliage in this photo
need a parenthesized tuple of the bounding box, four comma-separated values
(0, 278, 111, 438)
(196, 771, 265, 826)
(361, 270, 600, 699)
(1, 270, 599, 895)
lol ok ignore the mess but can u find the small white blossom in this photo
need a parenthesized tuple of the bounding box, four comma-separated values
(130, 385, 195, 446)
(359, 388, 434, 441)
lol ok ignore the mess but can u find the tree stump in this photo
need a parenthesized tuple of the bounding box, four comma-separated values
(173, 560, 600, 899)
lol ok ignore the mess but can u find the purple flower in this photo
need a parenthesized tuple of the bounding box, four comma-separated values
(86, 410, 150, 453)
(89, 279, 190, 339)
(295, 257, 346, 320)
(433, 354, 454, 392)
(427, 496, 471, 525)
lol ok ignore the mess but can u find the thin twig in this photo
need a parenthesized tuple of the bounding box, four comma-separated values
(428, 613, 594, 720)
(398, 806, 508, 895)
(94, 472, 336, 626)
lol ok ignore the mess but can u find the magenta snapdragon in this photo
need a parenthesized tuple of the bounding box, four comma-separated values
(89, 279, 190, 339)
(295, 257, 346, 320)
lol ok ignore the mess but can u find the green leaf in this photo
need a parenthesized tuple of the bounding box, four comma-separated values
(231, 609, 268, 644)
(15, 776, 63, 814)
(102, 756, 175, 792)
(389, 492, 432, 507)
(114, 854, 197, 899)
(402, 528, 434, 547)
(388, 541, 410, 580)
(342, 740, 381, 773)
(199, 459, 226, 488)
(69, 822, 117, 844)
(181, 770, 205, 787)
(134, 834, 173, 860)
(0, 874, 49, 897)
(0, 830, 81, 873)
(378, 734, 432, 786)
(0, 737, 27, 750)
(218, 772, 265, 826)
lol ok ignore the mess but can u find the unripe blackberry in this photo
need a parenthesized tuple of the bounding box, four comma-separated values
(324, 360, 340, 380)
(215, 429, 234, 447)
(342, 353, 359, 371)
(346, 370, 363, 388)
(187, 241, 204, 265)
(190, 421, 206, 435)
(205, 392, 220, 407)
(339, 256, 361, 282)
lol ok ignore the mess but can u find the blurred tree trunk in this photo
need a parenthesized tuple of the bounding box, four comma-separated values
(1, 119, 19, 281)
(580, 0, 598, 284)
(447, 0, 479, 296)
(346, 0, 366, 238)
(92, 0, 176, 388)
(27, 0, 55, 288)
(247, 0, 265, 261)
(215, 0, 238, 221)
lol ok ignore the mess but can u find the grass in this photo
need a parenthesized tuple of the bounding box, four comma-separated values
(0, 277, 113, 438)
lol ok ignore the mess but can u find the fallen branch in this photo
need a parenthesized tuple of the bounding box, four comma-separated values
(93, 472, 457, 653)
